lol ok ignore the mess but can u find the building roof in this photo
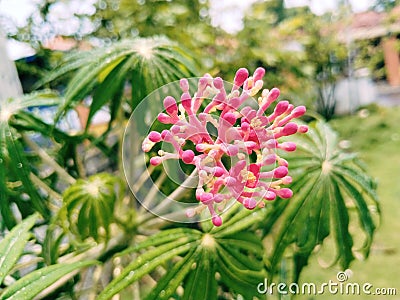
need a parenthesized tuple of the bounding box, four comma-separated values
(339, 6, 400, 41)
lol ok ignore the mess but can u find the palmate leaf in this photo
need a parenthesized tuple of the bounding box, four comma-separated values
(60, 173, 123, 242)
(99, 224, 267, 300)
(0, 91, 62, 228)
(37, 37, 198, 129)
(262, 120, 379, 280)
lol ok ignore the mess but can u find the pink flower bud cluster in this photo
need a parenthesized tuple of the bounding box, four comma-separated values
(142, 67, 308, 226)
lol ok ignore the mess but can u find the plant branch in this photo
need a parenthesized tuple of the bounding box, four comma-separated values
(22, 134, 76, 185)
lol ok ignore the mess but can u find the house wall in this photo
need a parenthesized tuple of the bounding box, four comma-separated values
(382, 37, 400, 86)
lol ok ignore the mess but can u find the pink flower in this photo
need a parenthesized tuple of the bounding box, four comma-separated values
(142, 68, 307, 226)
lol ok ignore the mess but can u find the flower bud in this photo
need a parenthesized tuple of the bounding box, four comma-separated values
(213, 167, 224, 177)
(150, 156, 162, 166)
(274, 166, 288, 178)
(181, 150, 195, 163)
(265, 139, 278, 149)
(278, 157, 289, 167)
(267, 87, 280, 102)
(213, 77, 224, 89)
(226, 145, 239, 156)
(180, 78, 189, 92)
(276, 188, 293, 199)
(282, 176, 292, 184)
(199, 192, 213, 203)
(253, 67, 265, 81)
(148, 131, 162, 142)
(243, 198, 257, 210)
(181, 92, 192, 109)
(164, 96, 178, 115)
(241, 121, 250, 131)
(280, 142, 296, 152)
(234, 68, 249, 87)
(274, 100, 289, 116)
(142, 138, 155, 152)
(291, 106, 306, 118)
(298, 125, 309, 133)
(264, 191, 276, 201)
(222, 112, 237, 125)
(157, 113, 172, 124)
(282, 122, 298, 136)
(263, 153, 276, 165)
(171, 125, 181, 134)
(212, 215, 222, 226)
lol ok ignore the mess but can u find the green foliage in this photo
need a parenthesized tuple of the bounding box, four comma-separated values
(60, 173, 122, 242)
(15, 49, 68, 93)
(0, 213, 38, 285)
(372, 0, 400, 12)
(37, 36, 197, 129)
(0, 260, 97, 300)
(263, 120, 379, 281)
(93, 0, 209, 39)
(0, 214, 97, 299)
(233, 2, 347, 119)
(99, 217, 267, 300)
(0, 91, 61, 229)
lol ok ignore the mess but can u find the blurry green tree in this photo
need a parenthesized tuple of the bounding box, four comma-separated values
(6, 0, 349, 120)
(231, 0, 347, 119)
(372, 0, 400, 11)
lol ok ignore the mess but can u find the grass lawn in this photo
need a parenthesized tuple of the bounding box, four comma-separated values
(296, 105, 400, 299)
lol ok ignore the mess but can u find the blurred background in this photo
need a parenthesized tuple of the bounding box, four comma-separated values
(0, 0, 399, 298)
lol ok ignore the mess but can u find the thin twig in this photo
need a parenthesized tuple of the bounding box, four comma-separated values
(30, 173, 62, 210)
(152, 169, 198, 215)
(138, 171, 167, 213)
(22, 134, 76, 185)
(132, 164, 155, 194)
(136, 169, 198, 225)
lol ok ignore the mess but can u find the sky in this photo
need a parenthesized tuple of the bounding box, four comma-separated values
(210, 0, 375, 33)
(0, 0, 375, 59)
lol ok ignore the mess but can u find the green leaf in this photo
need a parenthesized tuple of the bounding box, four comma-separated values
(0, 260, 97, 300)
(218, 231, 264, 257)
(0, 213, 39, 285)
(335, 174, 376, 254)
(36, 37, 197, 128)
(103, 229, 267, 299)
(216, 245, 266, 282)
(42, 224, 65, 265)
(182, 247, 217, 300)
(145, 248, 198, 300)
(0, 90, 64, 227)
(61, 173, 122, 242)
(87, 56, 133, 130)
(5, 129, 48, 217)
(262, 120, 379, 281)
(330, 179, 354, 268)
(216, 246, 265, 299)
(212, 204, 265, 237)
(118, 228, 202, 257)
(98, 239, 199, 300)
(0, 125, 16, 229)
